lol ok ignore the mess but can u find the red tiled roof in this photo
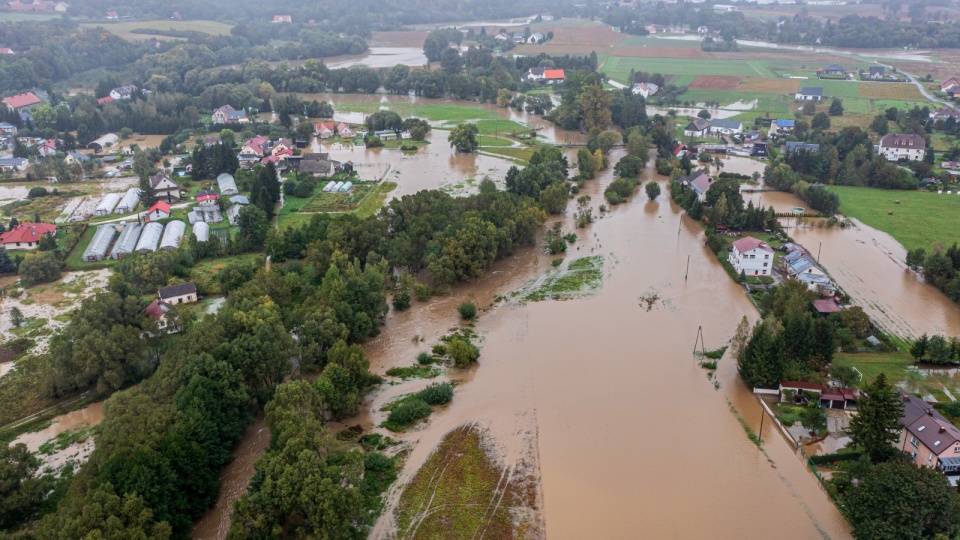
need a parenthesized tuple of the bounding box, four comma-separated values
(97, 96, 114, 105)
(812, 299, 840, 314)
(144, 299, 166, 318)
(732, 236, 773, 254)
(0, 222, 56, 244)
(316, 122, 334, 130)
(543, 69, 565, 79)
(3, 92, 41, 109)
(147, 201, 170, 215)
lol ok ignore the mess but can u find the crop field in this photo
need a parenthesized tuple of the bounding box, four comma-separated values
(737, 77, 801, 93)
(689, 75, 743, 91)
(79, 20, 234, 41)
(815, 80, 861, 98)
(858, 82, 925, 101)
(370, 30, 428, 48)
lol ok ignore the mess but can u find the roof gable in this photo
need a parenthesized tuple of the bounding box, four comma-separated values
(0, 222, 56, 243)
(732, 236, 772, 254)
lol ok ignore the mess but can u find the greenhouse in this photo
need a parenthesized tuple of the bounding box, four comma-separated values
(135, 222, 163, 252)
(82, 225, 118, 262)
(193, 221, 209, 242)
(160, 220, 186, 250)
(339, 181, 353, 192)
(217, 173, 239, 195)
(114, 188, 142, 214)
(331, 181, 344, 191)
(322, 181, 337, 192)
(94, 192, 122, 216)
(111, 223, 142, 259)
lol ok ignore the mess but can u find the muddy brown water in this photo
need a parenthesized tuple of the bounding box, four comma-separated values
(13, 401, 104, 451)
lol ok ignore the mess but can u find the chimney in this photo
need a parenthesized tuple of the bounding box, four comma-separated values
(928, 410, 935, 416)
(940, 426, 947, 434)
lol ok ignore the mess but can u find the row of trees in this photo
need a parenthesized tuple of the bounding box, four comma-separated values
(906, 242, 960, 306)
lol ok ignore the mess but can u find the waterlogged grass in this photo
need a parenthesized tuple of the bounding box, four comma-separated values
(479, 146, 538, 164)
(37, 424, 96, 455)
(395, 426, 525, 538)
(729, 403, 763, 447)
(477, 135, 513, 147)
(384, 364, 440, 380)
(523, 255, 604, 301)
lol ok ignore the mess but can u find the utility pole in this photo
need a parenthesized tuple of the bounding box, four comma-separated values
(758, 408, 765, 444)
(684, 255, 690, 281)
(692, 326, 705, 359)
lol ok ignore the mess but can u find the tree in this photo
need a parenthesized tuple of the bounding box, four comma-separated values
(219, 128, 236, 148)
(829, 98, 844, 116)
(830, 365, 860, 388)
(577, 147, 600, 179)
(448, 123, 479, 153)
(871, 113, 890, 135)
(927, 334, 951, 364)
(595, 130, 622, 153)
(0, 442, 50, 529)
(848, 373, 904, 463)
(458, 301, 477, 320)
(846, 460, 960, 540)
(446, 337, 479, 366)
(10, 306, 24, 328)
(0, 249, 14, 274)
(576, 83, 613, 134)
(838, 306, 871, 338)
(906, 248, 927, 271)
(812, 112, 831, 130)
(440, 47, 462, 74)
(18, 250, 61, 287)
(645, 181, 661, 200)
(737, 321, 784, 388)
(910, 333, 929, 360)
(697, 109, 711, 120)
(237, 205, 269, 251)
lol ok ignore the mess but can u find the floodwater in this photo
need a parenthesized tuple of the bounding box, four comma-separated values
(13, 401, 104, 451)
(192, 417, 271, 539)
(654, 35, 935, 62)
(326, 48, 428, 70)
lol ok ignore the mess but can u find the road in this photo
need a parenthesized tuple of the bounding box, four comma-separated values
(869, 59, 959, 112)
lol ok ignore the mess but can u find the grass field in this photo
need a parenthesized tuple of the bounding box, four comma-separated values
(834, 347, 960, 403)
(603, 57, 773, 83)
(0, 12, 60, 22)
(79, 20, 234, 40)
(830, 186, 960, 252)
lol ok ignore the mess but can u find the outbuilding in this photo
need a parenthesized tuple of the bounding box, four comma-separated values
(159, 282, 197, 304)
(145, 201, 171, 221)
(135, 222, 163, 252)
(111, 223, 142, 258)
(115, 187, 141, 214)
(159, 220, 186, 250)
(94, 193, 122, 216)
(82, 225, 118, 262)
(217, 173, 239, 195)
(193, 221, 209, 242)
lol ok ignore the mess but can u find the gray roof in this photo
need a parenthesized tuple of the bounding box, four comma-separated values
(111, 223, 142, 258)
(710, 119, 742, 130)
(158, 281, 197, 300)
(685, 118, 709, 131)
(824, 64, 844, 71)
(229, 195, 249, 205)
(784, 141, 820, 154)
(82, 225, 118, 261)
(799, 86, 823, 96)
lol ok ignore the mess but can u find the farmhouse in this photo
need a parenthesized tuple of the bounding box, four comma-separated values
(877, 133, 926, 162)
(898, 392, 960, 479)
(158, 282, 197, 304)
(212, 105, 248, 124)
(631, 82, 659, 98)
(3, 92, 42, 112)
(527, 32, 545, 44)
(145, 201, 171, 221)
(337, 122, 355, 138)
(728, 236, 773, 277)
(795, 87, 824, 101)
(240, 135, 268, 156)
(941, 77, 959, 96)
(768, 118, 794, 136)
(709, 119, 743, 135)
(543, 69, 565, 84)
(272, 15, 291, 23)
(0, 222, 56, 250)
(683, 118, 709, 137)
(109, 85, 137, 100)
(315, 122, 335, 139)
(149, 172, 181, 202)
(865, 66, 885, 80)
(822, 64, 845, 76)
(523, 67, 546, 82)
(678, 170, 712, 202)
(931, 108, 960, 123)
(105, 10, 118, 19)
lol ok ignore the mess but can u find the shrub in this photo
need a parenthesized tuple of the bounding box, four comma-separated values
(418, 382, 454, 405)
(27, 187, 48, 198)
(416, 352, 434, 365)
(645, 181, 661, 200)
(604, 178, 639, 205)
(458, 301, 477, 320)
(363, 452, 394, 473)
(432, 344, 447, 356)
(413, 283, 432, 302)
(551, 258, 564, 267)
(386, 399, 431, 426)
(447, 337, 479, 366)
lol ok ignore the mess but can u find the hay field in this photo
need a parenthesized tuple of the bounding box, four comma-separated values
(688, 75, 743, 91)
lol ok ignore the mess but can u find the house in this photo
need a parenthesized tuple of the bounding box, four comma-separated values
(87, 133, 119, 152)
(822, 64, 845, 76)
(298, 152, 339, 175)
(315, 122, 335, 139)
(878, 133, 926, 162)
(0, 157, 27, 171)
(109, 85, 137, 101)
(0, 122, 17, 136)
(865, 66, 885, 80)
(211, 105, 248, 124)
(527, 32, 545, 44)
(796, 272, 837, 297)
(0, 222, 56, 249)
(697, 25, 709, 34)
(788, 255, 825, 277)
(144, 299, 169, 323)
(148, 172, 180, 202)
(671, 142, 688, 158)
(145, 201, 171, 221)
(512, 33, 525, 43)
(751, 142, 768, 158)
(709, 119, 743, 135)
(769, 119, 795, 136)
(811, 298, 840, 316)
(678, 170, 712, 202)
(54, 1, 67, 11)
(728, 236, 774, 277)
(898, 392, 960, 479)
(494, 33, 509, 41)
(523, 67, 546, 82)
(105, 10, 118, 19)
(795, 87, 824, 101)
(36, 138, 58, 157)
(158, 282, 197, 305)
(240, 135, 268, 156)
(941, 77, 959, 96)
(271, 138, 293, 156)
(544, 69, 565, 84)
(930, 108, 960, 123)
(65, 151, 89, 166)
(0, 48, 14, 55)
(337, 122, 355, 138)
(374, 130, 397, 141)
(683, 118, 710, 137)
(2, 92, 42, 112)
(196, 189, 218, 205)
(631, 82, 659, 98)
(97, 96, 114, 106)
(272, 15, 292, 23)
(784, 141, 820, 154)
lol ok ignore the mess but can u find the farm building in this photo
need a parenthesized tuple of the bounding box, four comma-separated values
(187, 207, 222, 224)
(193, 221, 209, 242)
(135, 222, 163, 252)
(87, 133, 118, 152)
(160, 220, 186, 250)
(331, 181, 344, 191)
(114, 188, 141, 214)
(226, 204, 243, 225)
(111, 223, 142, 258)
(217, 173, 239, 195)
(145, 201, 171, 221)
(94, 193, 122, 216)
(82, 225, 118, 262)
(339, 181, 353, 192)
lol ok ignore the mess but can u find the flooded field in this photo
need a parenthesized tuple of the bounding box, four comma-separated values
(326, 47, 428, 69)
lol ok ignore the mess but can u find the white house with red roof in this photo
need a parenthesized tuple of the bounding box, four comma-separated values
(3, 92, 42, 112)
(0, 48, 14, 55)
(315, 122, 335, 139)
(145, 201, 171, 221)
(105, 10, 118, 19)
(337, 122, 355, 138)
(728, 236, 774, 276)
(272, 15, 292, 23)
(544, 69, 565, 84)
(0, 222, 56, 250)
(240, 135, 268, 156)
(36, 138, 58, 157)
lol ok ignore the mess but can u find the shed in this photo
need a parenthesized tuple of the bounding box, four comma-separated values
(82, 225, 118, 262)
(94, 193, 122, 216)
(229, 195, 249, 205)
(159, 220, 186, 250)
(87, 133, 118, 152)
(339, 181, 353, 192)
(193, 221, 209, 242)
(217, 173, 239, 195)
(135, 222, 163, 252)
(115, 187, 141, 214)
(111, 223, 142, 258)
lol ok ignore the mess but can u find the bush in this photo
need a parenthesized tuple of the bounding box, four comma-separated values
(27, 187, 48, 198)
(446, 337, 479, 366)
(416, 352, 434, 365)
(386, 398, 432, 426)
(604, 178, 639, 205)
(363, 452, 394, 473)
(458, 301, 477, 320)
(18, 251, 61, 287)
(431, 344, 447, 356)
(645, 181, 661, 200)
(418, 382, 454, 405)
(413, 283, 432, 302)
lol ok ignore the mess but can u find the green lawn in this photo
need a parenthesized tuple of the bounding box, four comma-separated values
(603, 57, 769, 83)
(833, 348, 958, 403)
(829, 186, 960, 252)
(477, 135, 513, 147)
(817, 80, 861, 98)
(334, 102, 500, 123)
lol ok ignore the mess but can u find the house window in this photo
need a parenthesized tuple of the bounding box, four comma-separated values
(929, 453, 935, 462)
(178, 298, 182, 304)
(763, 263, 768, 267)
(911, 436, 920, 448)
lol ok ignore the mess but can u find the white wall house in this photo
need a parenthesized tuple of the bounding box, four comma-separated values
(709, 119, 743, 135)
(878, 133, 926, 162)
(729, 237, 774, 277)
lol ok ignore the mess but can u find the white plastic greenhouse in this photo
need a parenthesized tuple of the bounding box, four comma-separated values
(114, 188, 142, 214)
(323, 181, 337, 192)
(159, 220, 186, 250)
(193, 221, 209, 242)
(217, 173, 239, 195)
(135, 222, 163, 252)
(82, 225, 118, 262)
(111, 223, 142, 259)
(339, 181, 353, 192)
(331, 181, 344, 191)
(94, 193, 122, 216)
